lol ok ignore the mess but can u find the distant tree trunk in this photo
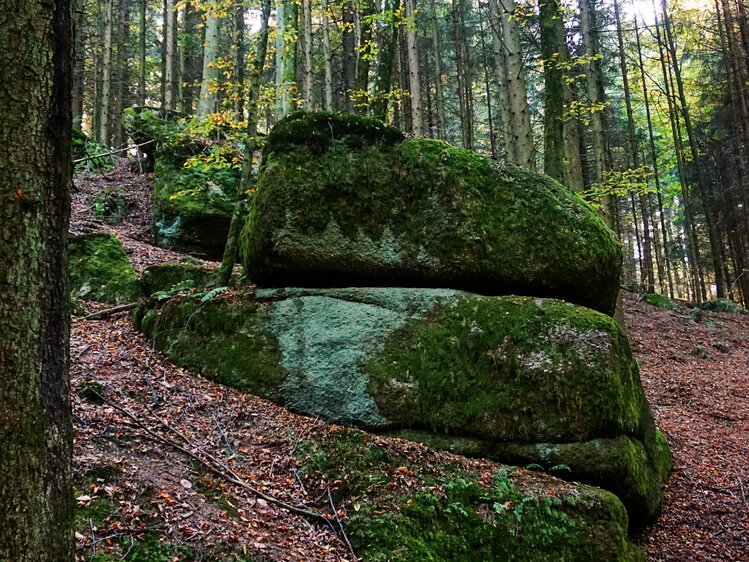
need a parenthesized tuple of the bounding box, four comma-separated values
(404, 0, 423, 135)
(234, 0, 246, 118)
(452, 0, 472, 148)
(356, 0, 374, 111)
(488, 0, 512, 158)
(113, 0, 130, 147)
(302, 0, 314, 107)
(428, 0, 445, 138)
(342, 0, 357, 111)
(614, 1, 654, 292)
(198, 1, 220, 117)
(372, 0, 400, 120)
(661, 0, 726, 298)
(218, 0, 272, 286)
(181, 4, 202, 113)
(0, 1, 74, 560)
(322, 0, 334, 110)
(138, 0, 146, 106)
(99, 0, 113, 144)
(72, 0, 85, 128)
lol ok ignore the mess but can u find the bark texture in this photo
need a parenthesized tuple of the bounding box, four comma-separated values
(0, 0, 74, 560)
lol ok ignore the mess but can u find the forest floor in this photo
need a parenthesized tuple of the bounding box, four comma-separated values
(71, 162, 749, 561)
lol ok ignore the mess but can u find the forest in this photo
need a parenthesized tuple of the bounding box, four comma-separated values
(72, 0, 749, 307)
(1, 0, 749, 560)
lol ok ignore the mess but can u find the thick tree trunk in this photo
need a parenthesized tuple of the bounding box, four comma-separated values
(539, 0, 581, 189)
(0, 1, 73, 560)
(198, 1, 220, 117)
(498, 0, 534, 168)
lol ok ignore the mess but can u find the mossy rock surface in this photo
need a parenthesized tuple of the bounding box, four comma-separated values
(298, 427, 645, 561)
(699, 298, 748, 314)
(69, 231, 141, 304)
(135, 287, 669, 522)
(241, 111, 622, 315)
(140, 262, 217, 296)
(153, 156, 240, 260)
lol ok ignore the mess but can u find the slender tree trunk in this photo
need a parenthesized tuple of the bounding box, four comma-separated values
(72, 0, 85, 128)
(404, 0, 423, 135)
(99, 0, 113, 144)
(429, 0, 445, 139)
(478, 2, 496, 157)
(113, 0, 129, 147)
(372, 0, 401, 120)
(322, 0, 334, 110)
(218, 0, 273, 286)
(488, 0, 512, 159)
(356, 0, 374, 111)
(661, 0, 725, 298)
(614, 2, 654, 292)
(0, 2, 73, 559)
(636, 20, 674, 296)
(139, 0, 146, 106)
(234, 0, 246, 118)
(342, 0, 357, 111)
(198, 1, 220, 117)
(302, 0, 314, 107)
(452, 0, 471, 148)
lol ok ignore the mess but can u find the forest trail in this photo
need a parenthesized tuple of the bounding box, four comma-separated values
(71, 163, 749, 561)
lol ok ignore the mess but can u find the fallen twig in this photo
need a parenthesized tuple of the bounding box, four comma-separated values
(326, 487, 358, 561)
(83, 302, 140, 321)
(95, 391, 342, 531)
(74, 139, 156, 164)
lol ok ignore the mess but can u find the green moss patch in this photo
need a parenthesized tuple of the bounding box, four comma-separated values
(69, 231, 141, 304)
(644, 293, 677, 310)
(700, 298, 748, 314)
(242, 111, 622, 315)
(298, 427, 644, 561)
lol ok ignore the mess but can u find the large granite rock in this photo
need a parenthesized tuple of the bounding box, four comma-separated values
(69, 231, 141, 304)
(240, 112, 622, 315)
(134, 287, 670, 526)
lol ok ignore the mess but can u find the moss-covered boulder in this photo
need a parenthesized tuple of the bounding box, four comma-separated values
(297, 427, 644, 561)
(152, 140, 240, 260)
(240, 112, 622, 315)
(140, 262, 217, 296)
(135, 287, 670, 525)
(69, 232, 141, 304)
(643, 293, 676, 310)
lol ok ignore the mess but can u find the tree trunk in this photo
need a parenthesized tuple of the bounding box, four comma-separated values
(139, 0, 146, 106)
(181, 3, 202, 113)
(404, 0, 423, 135)
(113, 0, 130, 147)
(539, 0, 580, 189)
(372, 0, 400, 120)
(342, 0, 357, 111)
(234, 0, 246, 118)
(302, 0, 314, 107)
(72, 0, 85, 128)
(499, 0, 534, 168)
(198, 1, 220, 117)
(452, 0, 472, 148)
(0, 1, 73, 559)
(488, 0, 512, 159)
(428, 0, 445, 138)
(99, 0, 113, 144)
(322, 0, 334, 110)
(164, 0, 176, 110)
(218, 0, 273, 286)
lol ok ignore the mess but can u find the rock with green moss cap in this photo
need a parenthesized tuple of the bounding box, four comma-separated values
(69, 231, 141, 304)
(134, 287, 670, 524)
(140, 262, 218, 296)
(297, 426, 645, 561)
(240, 111, 622, 315)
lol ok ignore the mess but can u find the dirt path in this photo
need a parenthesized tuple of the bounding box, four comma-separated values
(627, 293, 749, 561)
